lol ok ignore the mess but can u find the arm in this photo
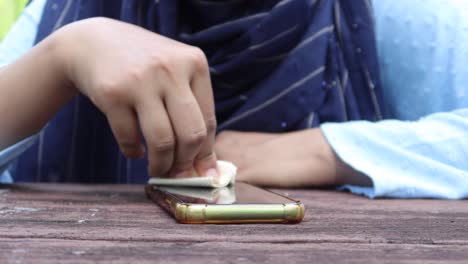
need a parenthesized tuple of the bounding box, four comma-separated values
(215, 128, 371, 188)
(0, 31, 74, 149)
(0, 0, 47, 181)
(216, 109, 468, 199)
(0, 17, 220, 178)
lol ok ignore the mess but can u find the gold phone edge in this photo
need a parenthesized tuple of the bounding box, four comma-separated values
(145, 185, 305, 224)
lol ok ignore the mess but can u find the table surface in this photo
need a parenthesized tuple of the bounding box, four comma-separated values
(0, 184, 467, 264)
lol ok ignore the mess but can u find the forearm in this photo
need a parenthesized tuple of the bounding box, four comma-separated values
(215, 128, 372, 188)
(0, 32, 76, 150)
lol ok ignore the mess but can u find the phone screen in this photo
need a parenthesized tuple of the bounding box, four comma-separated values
(156, 182, 296, 205)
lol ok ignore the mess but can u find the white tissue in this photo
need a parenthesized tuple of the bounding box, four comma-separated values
(147, 160, 237, 188)
(157, 186, 236, 204)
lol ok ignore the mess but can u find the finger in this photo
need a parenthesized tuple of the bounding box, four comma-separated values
(165, 89, 207, 178)
(188, 49, 218, 176)
(137, 99, 175, 177)
(106, 106, 145, 159)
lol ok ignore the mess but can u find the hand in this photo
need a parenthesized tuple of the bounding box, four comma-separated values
(215, 129, 371, 188)
(55, 18, 218, 178)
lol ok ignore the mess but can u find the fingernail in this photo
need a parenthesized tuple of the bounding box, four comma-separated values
(205, 168, 219, 178)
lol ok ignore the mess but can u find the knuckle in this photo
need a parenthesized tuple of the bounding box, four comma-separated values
(86, 17, 113, 26)
(205, 115, 217, 134)
(196, 151, 215, 163)
(148, 55, 178, 88)
(149, 55, 172, 74)
(125, 67, 146, 84)
(151, 138, 176, 153)
(188, 47, 209, 73)
(181, 129, 207, 148)
(94, 80, 126, 106)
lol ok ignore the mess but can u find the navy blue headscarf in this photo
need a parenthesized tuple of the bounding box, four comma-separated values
(14, 0, 383, 183)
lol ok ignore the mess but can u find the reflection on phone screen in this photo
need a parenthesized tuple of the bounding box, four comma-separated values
(158, 182, 295, 205)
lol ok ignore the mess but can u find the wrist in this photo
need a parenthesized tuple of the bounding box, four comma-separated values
(47, 24, 78, 96)
(317, 128, 372, 187)
(301, 128, 341, 186)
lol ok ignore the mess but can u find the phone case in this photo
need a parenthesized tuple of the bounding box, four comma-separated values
(145, 185, 305, 224)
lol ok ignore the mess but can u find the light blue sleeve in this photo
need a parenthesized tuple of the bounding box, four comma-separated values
(0, 0, 47, 183)
(321, 109, 468, 199)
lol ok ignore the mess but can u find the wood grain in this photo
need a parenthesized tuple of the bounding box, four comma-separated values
(1, 183, 467, 263)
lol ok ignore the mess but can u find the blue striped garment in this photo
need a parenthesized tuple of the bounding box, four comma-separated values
(13, 0, 383, 183)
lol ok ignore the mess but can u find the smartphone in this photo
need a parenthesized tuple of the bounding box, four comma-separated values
(145, 182, 305, 224)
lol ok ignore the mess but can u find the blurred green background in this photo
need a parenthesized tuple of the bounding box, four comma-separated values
(0, 0, 29, 40)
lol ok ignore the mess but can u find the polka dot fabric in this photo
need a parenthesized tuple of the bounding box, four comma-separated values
(321, 0, 468, 198)
(373, 0, 468, 119)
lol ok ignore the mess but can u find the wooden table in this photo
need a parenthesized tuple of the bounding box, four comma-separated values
(0, 184, 467, 263)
